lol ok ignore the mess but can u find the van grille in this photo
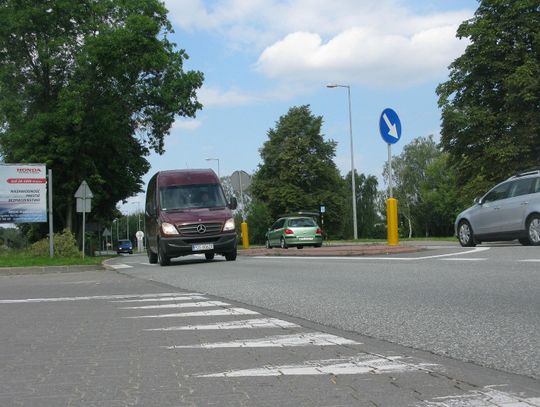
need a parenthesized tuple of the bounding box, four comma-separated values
(178, 222, 222, 237)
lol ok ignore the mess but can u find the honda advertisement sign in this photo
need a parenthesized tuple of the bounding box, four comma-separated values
(0, 164, 47, 223)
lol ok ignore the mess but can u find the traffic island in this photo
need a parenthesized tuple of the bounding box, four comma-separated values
(240, 244, 423, 257)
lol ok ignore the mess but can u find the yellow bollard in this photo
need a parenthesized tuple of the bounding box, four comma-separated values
(386, 198, 399, 246)
(241, 222, 249, 249)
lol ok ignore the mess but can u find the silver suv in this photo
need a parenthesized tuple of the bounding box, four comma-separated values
(455, 169, 540, 247)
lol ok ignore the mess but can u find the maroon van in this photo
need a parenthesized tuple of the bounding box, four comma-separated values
(145, 169, 238, 266)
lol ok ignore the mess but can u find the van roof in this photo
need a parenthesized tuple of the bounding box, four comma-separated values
(157, 169, 219, 186)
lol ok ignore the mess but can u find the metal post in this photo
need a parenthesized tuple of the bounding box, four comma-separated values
(48, 169, 54, 258)
(388, 144, 393, 198)
(346, 86, 358, 240)
(82, 198, 86, 259)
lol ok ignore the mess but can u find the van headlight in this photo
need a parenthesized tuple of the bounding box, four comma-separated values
(161, 222, 179, 235)
(223, 218, 235, 231)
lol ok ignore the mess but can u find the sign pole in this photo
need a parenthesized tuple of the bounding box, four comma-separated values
(82, 193, 86, 258)
(379, 108, 402, 246)
(48, 169, 54, 258)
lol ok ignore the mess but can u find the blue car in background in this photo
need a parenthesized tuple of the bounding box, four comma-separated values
(117, 239, 133, 254)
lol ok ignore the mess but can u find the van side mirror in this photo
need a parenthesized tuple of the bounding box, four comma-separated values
(229, 197, 238, 210)
(474, 197, 482, 205)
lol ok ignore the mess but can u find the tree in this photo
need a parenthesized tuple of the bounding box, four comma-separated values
(251, 105, 345, 237)
(342, 171, 380, 238)
(437, 0, 540, 201)
(0, 1, 203, 238)
(383, 136, 441, 238)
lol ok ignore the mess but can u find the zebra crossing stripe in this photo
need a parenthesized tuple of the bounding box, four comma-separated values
(196, 354, 436, 377)
(121, 301, 229, 310)
(144, 318, 300, 331)
(125, 308, 259, 319)
(421, 387, 540, 406)
(110, 295, 208, 303)
(165, 332, 359, 349)
(0, 292, 199, 304)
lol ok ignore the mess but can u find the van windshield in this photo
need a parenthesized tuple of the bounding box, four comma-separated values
(160, 184, 227, 211)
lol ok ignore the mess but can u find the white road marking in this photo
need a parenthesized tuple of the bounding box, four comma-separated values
(253, 247, 491, 261)
(166, 332, 359, 349)
(519, 259, 540, 263)
(121, 301, 229, 310)
(0, 292, 200, 304)
(125, 308, 259, 319)
(107, 264, 133, 269)
(196, 354, 436, 377)
(440, 258, 487, 261)
(111, 295, 208, 303)
(144, 318, 300, 331)
(422, 386, 540, 406)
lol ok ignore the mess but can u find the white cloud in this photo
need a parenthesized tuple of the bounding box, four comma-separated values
(197, 86, 261, 107)
(256, 24, 467, 87)
(165, 0, 473, 89)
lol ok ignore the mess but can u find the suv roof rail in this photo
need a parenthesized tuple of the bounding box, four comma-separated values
(511, 168, 540, 178)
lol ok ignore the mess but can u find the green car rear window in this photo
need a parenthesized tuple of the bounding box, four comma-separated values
(288, 218, 316, 227)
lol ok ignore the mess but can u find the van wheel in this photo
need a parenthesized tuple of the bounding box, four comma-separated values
(205, 253, 215, 260)
(526, 214, 540, 246)
(225, 249, 237, 261)
(148, 248, 158, 264)
(158, 245, 170, 266)
(458, 220, 476, 247)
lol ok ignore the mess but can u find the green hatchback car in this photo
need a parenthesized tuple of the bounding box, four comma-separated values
(265, 217, 323, 249)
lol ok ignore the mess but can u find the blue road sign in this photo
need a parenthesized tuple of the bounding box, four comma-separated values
(379, 108, 402, 145)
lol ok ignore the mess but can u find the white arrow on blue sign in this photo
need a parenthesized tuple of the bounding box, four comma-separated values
(379, 108, 402, 145)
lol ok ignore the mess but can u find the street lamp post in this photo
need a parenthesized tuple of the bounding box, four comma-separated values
(205, 158, 220, 178)
(327, 84, 358, 240)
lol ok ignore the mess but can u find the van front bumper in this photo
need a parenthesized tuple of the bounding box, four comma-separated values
(159, 233, 237, 258)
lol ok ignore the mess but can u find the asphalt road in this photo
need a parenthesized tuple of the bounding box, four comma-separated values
(1, 242, 539, 406)
(110, 243, 540, 380)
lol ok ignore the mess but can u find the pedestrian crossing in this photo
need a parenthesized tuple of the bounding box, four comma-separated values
(2, 289, 538, 406)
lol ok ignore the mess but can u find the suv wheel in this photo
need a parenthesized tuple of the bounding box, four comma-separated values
(526, 214, 540, 246)
(458, 220, 476, 247)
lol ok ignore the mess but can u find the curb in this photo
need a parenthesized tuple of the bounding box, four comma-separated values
(239, 244, 424, 257)
(0, 264, 105, 276)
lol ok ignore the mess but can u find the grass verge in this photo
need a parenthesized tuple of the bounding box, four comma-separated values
(0, 251, 113, 268)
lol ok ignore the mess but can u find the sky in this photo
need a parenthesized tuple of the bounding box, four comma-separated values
(119, 0, 478, 214)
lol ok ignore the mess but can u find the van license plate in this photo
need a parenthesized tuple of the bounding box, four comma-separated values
(192, 243, 214, 251)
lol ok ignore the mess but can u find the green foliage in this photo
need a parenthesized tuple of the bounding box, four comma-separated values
(251, 105, 346, 238)
(30, 229, 80, 257)
(0, 0, 204, 239)
(246, 201, 273, 244)
(343, 171, 380, 238)
(437, 0, 540, 198)
(383, 136, 461, 237)
(0, 227, 27, 250)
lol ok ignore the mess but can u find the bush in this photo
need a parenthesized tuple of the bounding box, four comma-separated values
(30, 229, 80, 257)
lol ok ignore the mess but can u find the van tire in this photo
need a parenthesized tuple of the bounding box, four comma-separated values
(158, 244, 170, 266)
(225, 249, 237, 261)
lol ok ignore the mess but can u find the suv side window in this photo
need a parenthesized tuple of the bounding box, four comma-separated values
(509, 178, 536, 198)
(534, 177, 540, 193)
(483, 182, 510, 203)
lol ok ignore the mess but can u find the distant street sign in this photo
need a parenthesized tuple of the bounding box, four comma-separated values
(74, 180, 93, 199)
(230, 170, 251, 194)
(136, 231, 144, 239)
(103, 228, 111, 237)
(379, 108, 402, 145)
